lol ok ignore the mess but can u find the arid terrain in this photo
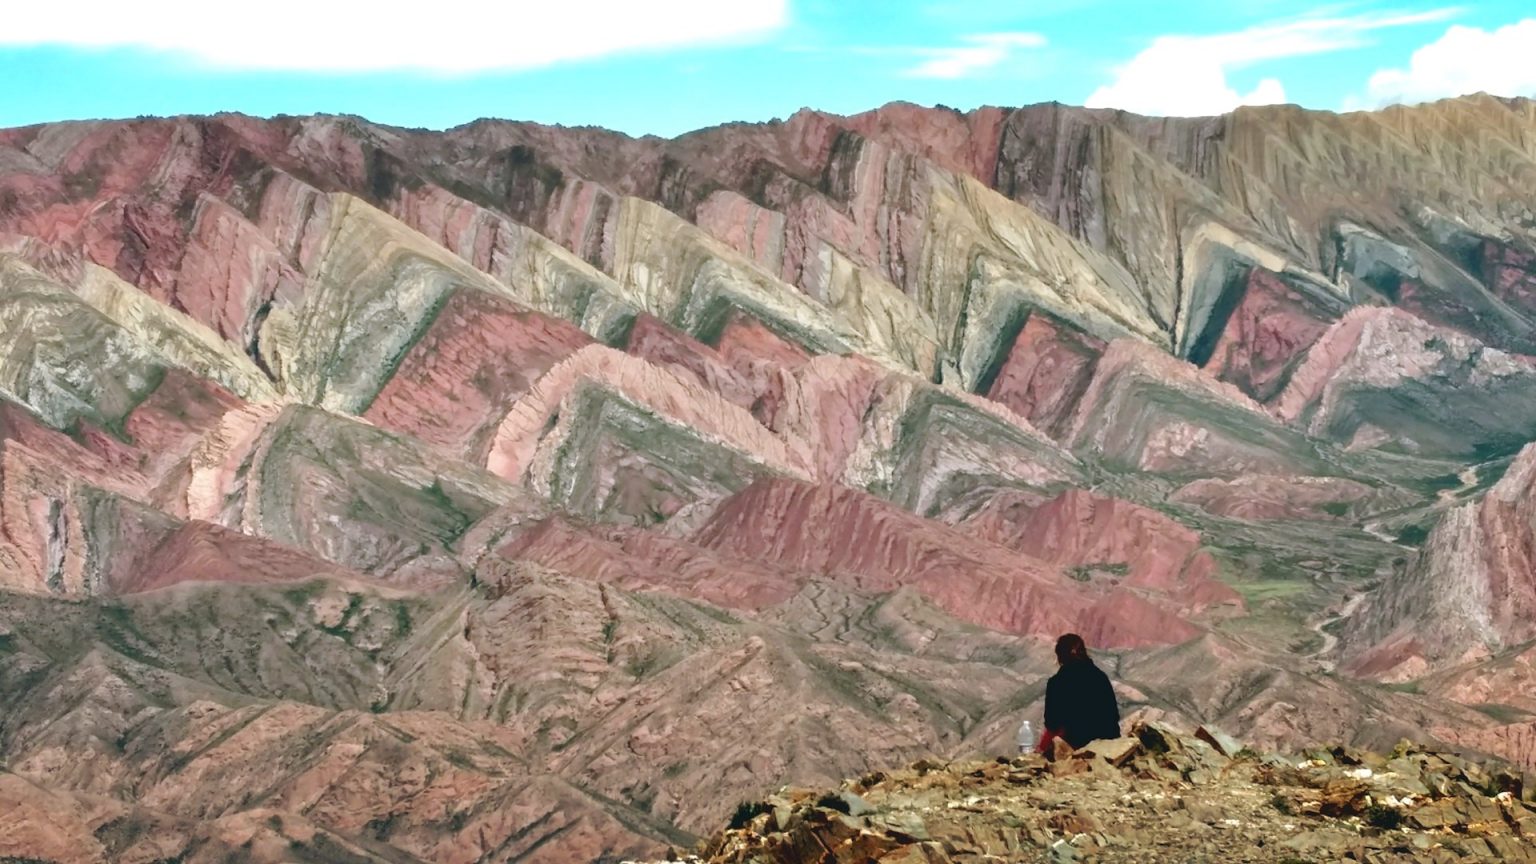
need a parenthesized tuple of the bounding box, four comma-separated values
(2, 94, 1536, 861)
(697, 722, 1536, 863)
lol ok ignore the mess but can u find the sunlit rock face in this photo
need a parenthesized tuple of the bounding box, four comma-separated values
(1349, 442, 1536, 678)
(4, 96, 1536, 859)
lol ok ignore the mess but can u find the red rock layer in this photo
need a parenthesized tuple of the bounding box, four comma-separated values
(1202, 269, 1336, 402)
(117, 370, 246, 479)
(496, 516, 803, 610)
(687, 478, 1212, 648)
(837, 103, 1011, 185)
(1271, 306, 1380, 425)
(0, 400, 127, 491)
(110, 520, 357, 594)
(363, 289, 591, 458)
(1431, 721, 1536, 773)
(711, 310, 809, 426)
(623, 313, 756, 410)
(1169, 475, 1387, 521)
(716, 310, 812, 371)
(173, 194, 306, 344)
(690, 478, 1077, 637)
(985, 314, 1104, 440)
(763, 355, 891, 480)
(1480, 239, 1536, 317)
(1075, 592, 1203, 654)
(965, 489, 1243, 615)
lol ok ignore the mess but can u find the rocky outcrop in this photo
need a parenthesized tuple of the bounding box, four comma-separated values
(0, 568, 1058, 860)
(495, 515, 804, 610)
(696, 725, 1536, 864)
(624, 312, 758, 410)
(690, 478, 1077, 637)
(1351, 442, 1536, 677)
(1199, 268, 1343, 402)
(1065, 338, 1328, 477)
(1276, 307, 1536, 457)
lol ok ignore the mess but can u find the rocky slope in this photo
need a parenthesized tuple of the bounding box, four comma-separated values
(696, 723, 1536, 864)
(2, 95, 1536, 860)
(1348, 441, 1536, 684)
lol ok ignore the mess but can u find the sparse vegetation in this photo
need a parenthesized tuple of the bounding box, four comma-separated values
(1364, 803, 1403, 830)
(1066, 562, 1130, 582)
(363, 813, 398, 840)
(1471, 702, 1528, 723)
(1316, 501, 1351, 518)
(625, 649, 671, 678)
(1420, 474, 1463, 494)
(317, 594, 364, 639)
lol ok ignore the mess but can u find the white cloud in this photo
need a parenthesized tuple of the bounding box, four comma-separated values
(1085, 8, 1456, 116)
(0, 0, 788, 73)
(903, 32, 1046, 79)
(1361, 19, 1536, 107)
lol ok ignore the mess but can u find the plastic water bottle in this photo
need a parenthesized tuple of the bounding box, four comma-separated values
(1017, 719, 1033, 753)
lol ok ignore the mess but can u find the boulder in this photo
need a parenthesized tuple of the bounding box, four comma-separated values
(1081, 737, 1143, 768)
(1196, 726, 1245, 758)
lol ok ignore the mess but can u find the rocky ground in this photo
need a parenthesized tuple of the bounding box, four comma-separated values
(693, 724, 1536, 864)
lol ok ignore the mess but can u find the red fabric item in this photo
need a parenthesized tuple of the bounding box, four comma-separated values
(1036, 728, 1063, 754)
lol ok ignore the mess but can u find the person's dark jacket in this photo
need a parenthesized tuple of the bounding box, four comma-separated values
(1044, 658, 1120, 749)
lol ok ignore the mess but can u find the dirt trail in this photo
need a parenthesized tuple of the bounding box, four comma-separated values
(1309, 589, 1369, 671)
(1361, 464, 1480, 545)
(1437, 466, 1480, 504)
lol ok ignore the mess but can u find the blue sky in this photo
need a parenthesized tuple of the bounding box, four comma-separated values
(2, 1, 1534, 136)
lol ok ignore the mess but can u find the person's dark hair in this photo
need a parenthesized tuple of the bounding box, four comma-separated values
(1055, 633, 1089, 665)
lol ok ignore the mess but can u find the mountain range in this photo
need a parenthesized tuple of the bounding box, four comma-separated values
(2, 94, 1536, 862)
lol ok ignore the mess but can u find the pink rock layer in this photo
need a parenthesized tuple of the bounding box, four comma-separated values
(970, 489, 1243, 615)
(986, 314, 1104, 440)
(363, 289, 592, 460)
(623, 313, 757, 410)
(109, 520, 358, 594)
(496, 516, 803, 610)
(689, 478, 1210, 648)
